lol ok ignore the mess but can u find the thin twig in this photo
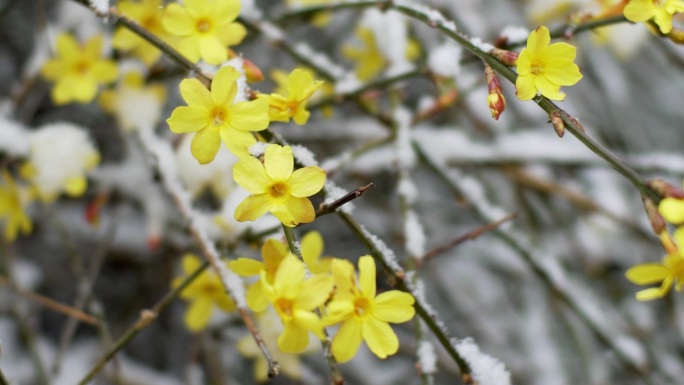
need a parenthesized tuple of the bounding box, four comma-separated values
(0, 275, 99, 325)
(69, 0, 212, 86)
(317, 183, 375, 217)
(281, 226, 345, 385)
(418, 213, 518, 265)
(76, 262, 210, 385)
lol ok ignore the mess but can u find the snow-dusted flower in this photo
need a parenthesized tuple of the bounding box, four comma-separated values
(23, 123, 100, 202)
(261, 255, 334, 352)
(259, 68, 324, 125)
(324, 256, 415, 362)
(233, 144, 326, 227)
(172, 254, 236, 331)
(163, 0, 246, 64)
(230, 238, 291, 312)
(0, 170, 33, 242)
(166, 65, 270, 162)
(40, 33, 118, 105)
(515, 26, 582, 101)
(624, 0, 684, 34)
(113, 0, 176, 65)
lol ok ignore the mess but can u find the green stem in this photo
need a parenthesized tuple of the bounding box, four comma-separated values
(77, 262, 210, 385)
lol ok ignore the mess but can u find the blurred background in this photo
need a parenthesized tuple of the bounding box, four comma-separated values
(1, 0, 684, 384)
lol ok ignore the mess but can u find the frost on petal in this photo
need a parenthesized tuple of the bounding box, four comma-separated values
(287, 166, 325, 198)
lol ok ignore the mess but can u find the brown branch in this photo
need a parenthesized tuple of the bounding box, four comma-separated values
(418, 213, 518, 266)
(0, 275, 99, 326)
(317, 183, 375, 216)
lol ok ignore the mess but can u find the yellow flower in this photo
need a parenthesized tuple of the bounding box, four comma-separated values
(515, 26, 583, 101)
(172, 254, 236, 331)
(261, 255, 334, 353)
(259, 68, 324, 125)
(342, 27, 387, 81)
(233, 144, 326, 227)
(0, 170, 33, 242)
(237, 308, 318, 382)
(624, 0, 684, 34)
(324, 256, 415, 362)
(230, 238, 291, 312)
(301, 230, 333, 274)
(40, 33, 118, 105)
(166, 66, 270, 163)
(659, 196, 684, 224)
(162, 0, 246, 64)
(113, 0, 176, 65)
(626, 230, 684, 301)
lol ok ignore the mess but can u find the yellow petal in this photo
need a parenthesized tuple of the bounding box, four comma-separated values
(543, 61, 582, 86)
(211, 66, 241, 106)
(372, 291, 415, 323)
(64, 176, 87, 197)
(246, 280, 269, 312)
(84, 34, 104, 59)
(332, 318, 363, 363)
(182, 253, 202, 274)
(180, 78, 213, 108)
(56, 33, 80, 58)
(213, 0, 241, 23)
(185, 297, 213, 331)
(264, 145, 293, 181)
(635, 276, 674, 301)
(233, 156, 269, 194)
(177, 35, 202, 63)
(623, 0, 654, 23)
(625, 263, 670, 285)
(229, 258, 263, 276)
(221, 129, 257, 158)
(535, 76, 565, 101)
(215, 22, 247, 46)
(293, 309, 325, 339)
(184, 0, 209, 19)
(199, 35, 228, 65)
(234, 194, 271, 222)
(358, 255, 376, 298)
(323, 299, 355, 325)
(287, 166, 325, 198)
(659, 198, 684, 224)
(515, 74, 537, 101)
(191, 126, 221, 164)
(278, 321, 309, 353)
(227, 98, 270, 131)
(362, 317, 398, 359)
(274, 256, 305, 298)
(167, 106, 210, 133)
(295, 274, 333, 309)
(301, 231, 324, 266)
(262, 239, 289, 267)
(163, 3, 196, 36)
(271, 196, 315, 227)
(527, 26, 550, 55)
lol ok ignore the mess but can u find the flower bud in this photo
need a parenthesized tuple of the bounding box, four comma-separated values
(489, 48, 519, 66)
(242, 58, 265, 83)
(484, 64, 505, 120)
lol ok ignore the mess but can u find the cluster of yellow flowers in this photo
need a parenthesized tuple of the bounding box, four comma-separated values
(175, 232, 415, 364)
(626, 183, 684, 301)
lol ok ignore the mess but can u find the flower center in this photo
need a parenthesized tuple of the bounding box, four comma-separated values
(275, 298, 293, 318)
(353, 297, 370, 317)
(74, 60, 90, 75)
(530, 60, 543, 76)
(200, 282, 219, 296)
(196, 18, 212, 33)
(269, 182, 289, 198)
(210, 107, 227, 126)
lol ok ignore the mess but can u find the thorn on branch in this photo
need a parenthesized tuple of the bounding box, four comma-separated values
(317, 183, 375, 216)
